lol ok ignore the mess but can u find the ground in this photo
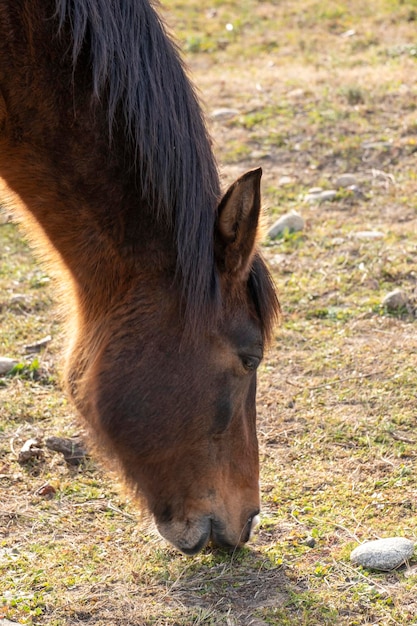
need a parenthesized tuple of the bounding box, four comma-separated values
(1, 0, 417, 624)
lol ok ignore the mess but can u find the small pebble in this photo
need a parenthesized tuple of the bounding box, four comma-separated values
(304, 189, 337, 204)
(353, 230, 384, 240)
(341, 28, 356, 38)
(362, 140, 392, 150)
(334, 173, 357, 188)
(9, 294, 29, 304)
(286, 88, 304, 99)
(382, 289, 409, 312)
(303, 536, 316, 548)
(250, 150, 272, 160)
(0, 357, 18, 375)
(268, 211, 304, 239)
(346, 184, 365, 200)
(24, 334, 52, 353)
(278, 175, 294, 186)
(304, 189, 322, 203)
(351, 537, 415, 571)
(319, 190, 337, 202)
(211, 108, 239, 120)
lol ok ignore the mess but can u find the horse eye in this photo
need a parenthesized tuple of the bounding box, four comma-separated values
(241, 355, 261, 372)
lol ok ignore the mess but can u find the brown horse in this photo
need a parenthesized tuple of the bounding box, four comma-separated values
(0, 0, 279, 555)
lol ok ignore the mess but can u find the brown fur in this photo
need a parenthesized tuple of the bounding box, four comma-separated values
(0, 0, 280, 554)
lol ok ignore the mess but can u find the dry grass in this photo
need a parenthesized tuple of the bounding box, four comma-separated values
(1, 0, 417, 623)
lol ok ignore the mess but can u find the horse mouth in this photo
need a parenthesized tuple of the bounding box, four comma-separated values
(157, 511, 260, 556)
(211, 511, 260, 550)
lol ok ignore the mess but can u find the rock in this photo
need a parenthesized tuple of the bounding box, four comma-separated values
(268, 211, 304, 238)
(211, 108, 239, 120)
(303, 536, 316, 548)
(304, 189, 337, 204)
(304, 189, 322, 203)
(286, 88, 304, 99)
(0, 357, 18, 375)
(362, 140, 392, 150)
(24, 335, 52, 354)
(319, 190, 337, 202)
(269, 253, 287, 266)
(0, 620, 22, 626)
(351, 537, 415, 571)
(278, 175, 294, 186)
(346, 184, 366, 200)
(9, 294, 29, 304)
(249, 150, 272, 160)
(335, 173, 357, 188)
(382, 289, 409, 312)
(341, 29, 356, 38)
(353, 230, 384, 240)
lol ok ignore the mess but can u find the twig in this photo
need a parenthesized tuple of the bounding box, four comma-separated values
(389, 431, 415, 444)
(107, 500, 136, 521)
(338, 560, 392, 594)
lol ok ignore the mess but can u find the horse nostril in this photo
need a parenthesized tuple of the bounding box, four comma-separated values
(248, 512, 260, 539)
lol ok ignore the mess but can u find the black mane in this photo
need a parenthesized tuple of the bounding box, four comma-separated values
(55, 0, 279, 337)
(56, 0, 221, 328)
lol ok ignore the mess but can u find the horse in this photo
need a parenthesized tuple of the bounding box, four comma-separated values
(0, 0, 280, 555)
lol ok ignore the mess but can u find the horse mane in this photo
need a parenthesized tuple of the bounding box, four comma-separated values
(55, 0, 279, 339)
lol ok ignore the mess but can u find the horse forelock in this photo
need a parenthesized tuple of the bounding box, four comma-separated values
(55, 0, 222, 334)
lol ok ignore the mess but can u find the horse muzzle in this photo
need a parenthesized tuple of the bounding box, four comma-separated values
(156, 510, 260, 555)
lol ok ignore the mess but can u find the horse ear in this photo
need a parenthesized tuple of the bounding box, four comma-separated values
(215, 168, 262, 278)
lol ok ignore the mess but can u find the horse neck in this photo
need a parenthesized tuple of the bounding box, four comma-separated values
(0, 130, 176, 318)
(0, 0, 218, 323)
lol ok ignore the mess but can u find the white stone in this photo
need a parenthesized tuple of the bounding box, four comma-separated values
(319, 190, 337, 201)
(286, 88, 304, 99)
(0, 357, 18, 375)
(9, 294, 29, 304)
(353, 230, 384, 240)
(335, 173, 357, 188)
(341, 29, 356, 38)
(268, 212, 304, 239)
(351, 537, 415, 571)
(304, 189, 337, 204)
(304, 193, 322, 204)
(278, 175, 294, 186)
(211, 108, 239, 120)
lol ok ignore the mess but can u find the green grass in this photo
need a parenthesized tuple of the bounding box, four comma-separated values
(1, 0, 417, 623)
